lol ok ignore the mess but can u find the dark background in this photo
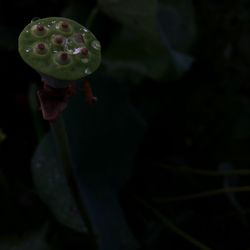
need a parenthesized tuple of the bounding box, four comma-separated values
(0, 0, 250, 249)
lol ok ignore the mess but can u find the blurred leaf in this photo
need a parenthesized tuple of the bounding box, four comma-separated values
(0, 225, 50, 250)
(98, 0, 157, 36)
(98, 0, 171, 81)
(99, 0, 197, 81)
(158, 0, 197, 52)
(157, 0, 197, 76)
(168, 49, 194, 77)
(102, 28, 171, 82)
(32, 75, 146, 250)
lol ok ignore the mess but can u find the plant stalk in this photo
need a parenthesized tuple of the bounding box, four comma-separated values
(86, 7, 99, 29)
(50, 115, 98, 246)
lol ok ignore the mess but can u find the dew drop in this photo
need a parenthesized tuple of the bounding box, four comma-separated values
(85, 68, 92, 75)
(72, 47, 82, 55)
(25, 48, 30, 53)
(80, 27, 89, 32)
(81, 58, 89, 64)
(91, 40, 101, 50)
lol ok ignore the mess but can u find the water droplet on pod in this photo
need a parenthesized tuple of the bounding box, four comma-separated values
(85, 68, 92, 75)
(91, 40, 101, 50)
(81, 58, 89, 63)
(80, 27, 89, 32)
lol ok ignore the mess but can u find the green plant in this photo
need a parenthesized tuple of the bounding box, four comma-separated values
(18, 17, 101, 249)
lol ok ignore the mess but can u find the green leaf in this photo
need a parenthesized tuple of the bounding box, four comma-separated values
(32, 75, 146, 249)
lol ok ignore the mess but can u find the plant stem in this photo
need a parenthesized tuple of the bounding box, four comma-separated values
(86, 7, 99, 29)
(159, 164, 250, 176)
(138, 198, 212, 250)
(29, 83, 45, 142)
(50, 115, 97, 245)
(154, 186, 250, 203)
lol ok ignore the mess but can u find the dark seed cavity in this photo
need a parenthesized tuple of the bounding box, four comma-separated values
(61, 22, 69, 29)
(37, 43, 45, 50)
(55, 52, 71, 65)
(81, 48, 88, 57)
(60, 21, 70, 32)
(37, 24, 44, 32)
(74, 33, 84, 43)
(55, 37, 63, 44)
(52, 35, 64, 45)
(34, 42, 48, 55)
(60, 52, 68, 61)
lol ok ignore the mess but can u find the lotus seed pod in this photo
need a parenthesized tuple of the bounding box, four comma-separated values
(18, 17, 101, 88)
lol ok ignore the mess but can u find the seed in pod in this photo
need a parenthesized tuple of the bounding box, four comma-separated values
(80, 48, 88, 57)
(31, 24, 48, 37)
(55, 52, 71, 65)
(33, 42, 49, 55)
(51, 34, 65, 46)
(57, 21, 72, 34)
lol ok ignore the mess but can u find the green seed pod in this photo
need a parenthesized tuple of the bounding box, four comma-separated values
(18, 17, 101, 87)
